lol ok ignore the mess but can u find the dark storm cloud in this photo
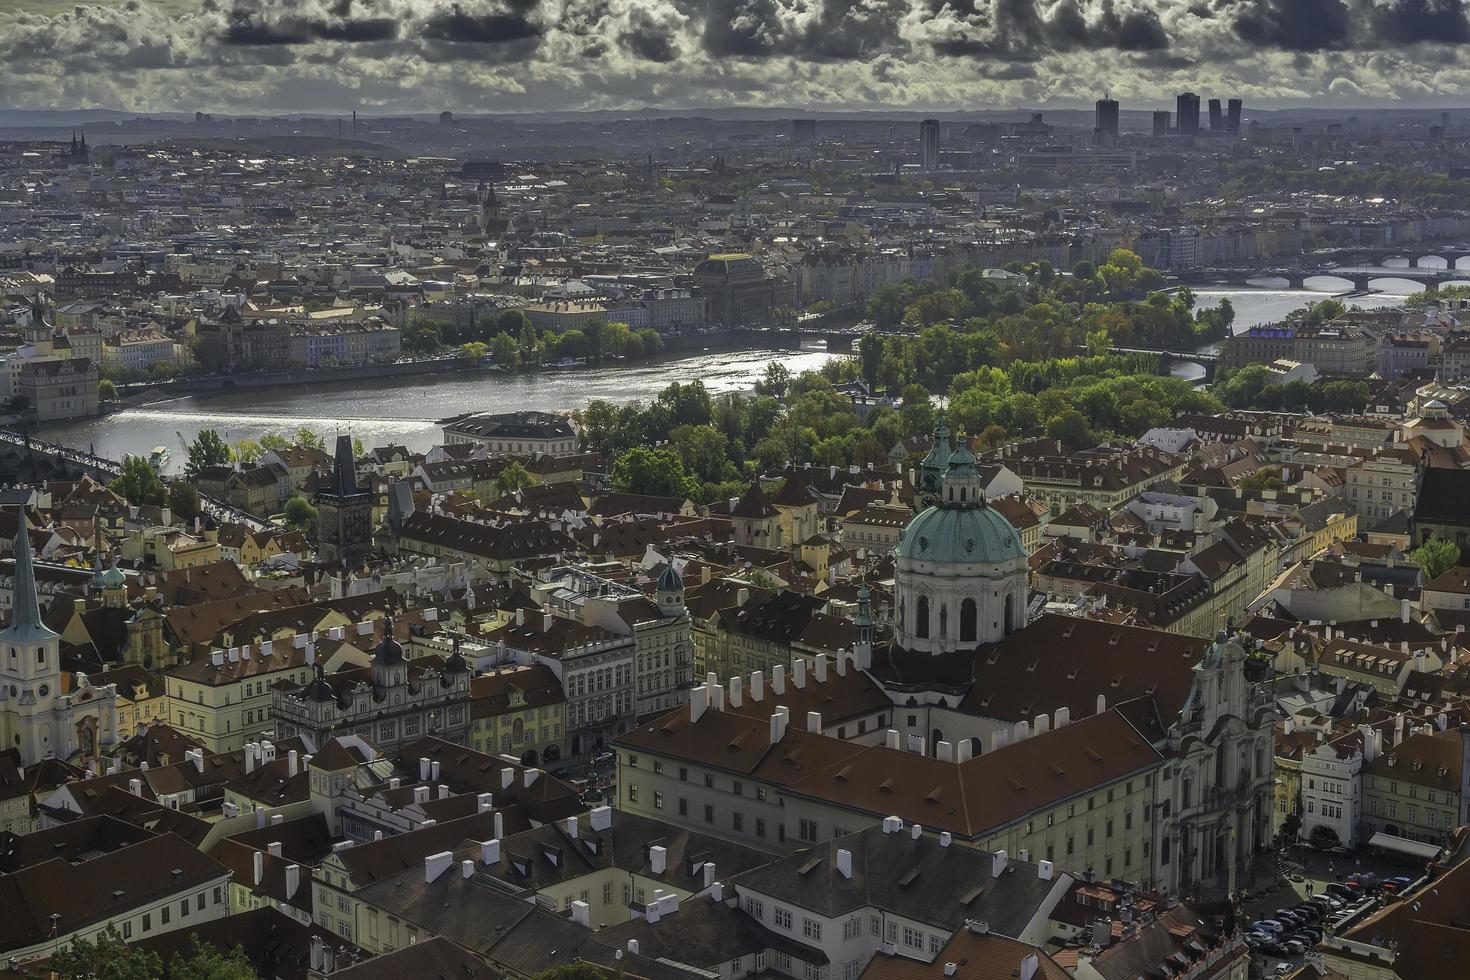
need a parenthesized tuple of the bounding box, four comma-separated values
(620, 8, 681, 62)
(1369, 0, 1470, 43)
(923, 0, 1168, 61)
(419, 1, 544, 44)
(218, 2, 400, 45)
(1232, 0, 1352, 51)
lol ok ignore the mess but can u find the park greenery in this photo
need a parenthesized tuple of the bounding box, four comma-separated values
(45, 927, 255, 979)
(1411, 538, 1462, 581)
(404, 309, 664, 370)
(1221, 163, 1470, 211)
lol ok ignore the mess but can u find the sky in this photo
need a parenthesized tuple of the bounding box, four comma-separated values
(4, 0, 1470, 115)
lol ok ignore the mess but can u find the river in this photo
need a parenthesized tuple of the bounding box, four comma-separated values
(39, 282, 1421, 467)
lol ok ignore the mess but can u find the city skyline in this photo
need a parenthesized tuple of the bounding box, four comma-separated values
(5, 0, 1470, 115)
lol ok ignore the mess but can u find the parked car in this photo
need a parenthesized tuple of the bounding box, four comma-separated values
(1251, 920, 1285, 934)
(1271, 964, 1295, 978)
(1283, 939, 1309, 956)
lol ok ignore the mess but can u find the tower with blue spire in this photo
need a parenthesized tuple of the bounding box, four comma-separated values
(1, 516, 64, 763)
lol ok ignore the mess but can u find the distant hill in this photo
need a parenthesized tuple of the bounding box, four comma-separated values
(163, 136, 405, 159)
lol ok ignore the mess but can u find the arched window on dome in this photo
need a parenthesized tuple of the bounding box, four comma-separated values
(938, 604, 948, 638)
(960, 598, 977, 643)
(916, 596, 930, 639)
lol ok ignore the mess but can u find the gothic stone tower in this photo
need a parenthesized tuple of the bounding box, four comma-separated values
(317, 434, 372, 566)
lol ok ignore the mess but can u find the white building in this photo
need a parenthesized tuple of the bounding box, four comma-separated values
(1301, 727, 1372, 850)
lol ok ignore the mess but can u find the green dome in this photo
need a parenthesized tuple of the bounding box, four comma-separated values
(896, 504, 1025, 565)
(94, 561, 126, 590)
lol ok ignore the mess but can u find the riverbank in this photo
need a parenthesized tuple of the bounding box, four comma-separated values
(117, 328, 811, 407)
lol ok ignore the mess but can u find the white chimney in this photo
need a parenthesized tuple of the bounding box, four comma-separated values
(461, 859, 474, 879)
(650, 845, 667, 874)
(940, 832, 952, 847)
(438, 784, 450, 800)
(910, 823, 922, 840)
(729, 676, 743, 709)
(1038, 860, 1054, 880)
(814, 654, 828, 683)
(956, 739, 973, 763)
(837, 848, 852, 879)
(750, 670, 764, 701)
(793, 658, 807, 689)
(431, 761, 441, 780)
(571, 900, 590, 927)
(129, 778, 142, 795)
(481, 839, 501, 865)
(936, 740, 953, 763)
(252, 850, 264, 885)
(424, 851, 454, 883)
(501, 767, 515, 789)
(992, 850, 1008, 876)
(419, 757, 431, 781)
(590, 805, 612, 832)
(703, 862, 717, 887)
(1033, 713, 1049, 735)
(478, 793, 493, 813)
(287, 750, 298, 777)
(944, 965, 957, 977)
(806, 710, 822, 733)
(285, 864, 301, 897)
(772, 664, 786, 695)
(525, 768, 541, 787)
(494, 812, 504, 839)
(710, 882, 724, 902)
(268, 841, 282, 856)
(1020, 954, 1039, 980)
(627, 940, 640, 955)
(1014, 720, 1031, 741)
(885, 729, 900, 750)
(1095, 694, 1106, 715)
(690, 683, 709, 723)
(566, 815, 578, 839)
(708, 678, 724, 711)
(770, 708, 789, 744)
(1055, 706, 1071, 728)
(882, 815, 903, 834)
(835, 651, 848, 677)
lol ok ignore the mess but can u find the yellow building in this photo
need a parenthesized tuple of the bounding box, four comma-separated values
(91, 664, 169, 739)
(122, 526, 220, 570)
(469, 664, 568, 768)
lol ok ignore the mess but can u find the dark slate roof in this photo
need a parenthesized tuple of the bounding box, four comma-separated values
(728, 824, 1061, 938)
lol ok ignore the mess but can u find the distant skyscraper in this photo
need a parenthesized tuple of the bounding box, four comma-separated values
(1094, 98, 1120, 144)
(1152, 111, 1171, 137)
(919, 118, 940, 171)
(791, 118, 817, 143)
(1227, 99, 1243, 134)
(1176, 92, 1200, 136)
(1208, 99, 1223, 132)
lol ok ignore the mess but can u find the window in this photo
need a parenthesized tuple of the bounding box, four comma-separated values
(902, 926, 922, 949)
(871, 915, 881, 936)
(654, 791, 664, 810)
(143, 913, 152, 933)
(745, 897, 764, 918)
(799, 818, 819, 842)
(843, 917, 860, 941)
(733, 812, 744, 831)
(929, 934, 944, 955)
(123, 921, 133, 939)
(756, 818, 767, 837)
(161, 905, 171, 925)
(679, 797, 688, 816)
(757, 787, 768, 801)
(628, 784, 639, 803)
(775, 907, 793, 930)
(804, 918, 822, 941)
(704, 804, 715, 823)
(733, 781, 744, 796)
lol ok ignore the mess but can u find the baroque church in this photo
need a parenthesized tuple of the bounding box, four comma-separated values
(868, 419, 1277, 896)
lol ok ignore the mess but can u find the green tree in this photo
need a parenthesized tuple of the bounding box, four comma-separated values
(185, 429, 233, 480)
(635, 328, 663, 357)
(494, 462, 533, 496)
(47, 924, 162, 979)
(232, 438, 263, 463)
(754, 362, 791, 399)
(293, 427, 326, 450)
(1410, 537, 1462, 581)
(1046, 409, 1093, 450)
(97, 378, 118, 402)
(259, 432, 290, 452)
(857, 332, 884, 388)
(110, 455, 166, 506)
(167, 934, 256, 980)
(656, 381, 713, 429)
(490, 333, 519, 369)
(1238, 467, 1285, 491)
(670, 424, 731, 484)
(611, 447, 695, 499)
(283, 495, 318, 535)
(169, 481, 202, 521)
(461, 341, 488, 363)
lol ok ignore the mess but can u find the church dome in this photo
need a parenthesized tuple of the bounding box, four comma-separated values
(657, 562, 683, 592)
(895, 504, 1024, 565)
(93, 560, 126, 591)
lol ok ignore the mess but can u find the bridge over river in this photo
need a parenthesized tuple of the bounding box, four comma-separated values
(0, 429, 270, 530)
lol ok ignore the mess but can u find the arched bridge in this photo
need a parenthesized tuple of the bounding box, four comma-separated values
(1103, 346, 1219, 381)
(1177, 266, 1470, 292)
